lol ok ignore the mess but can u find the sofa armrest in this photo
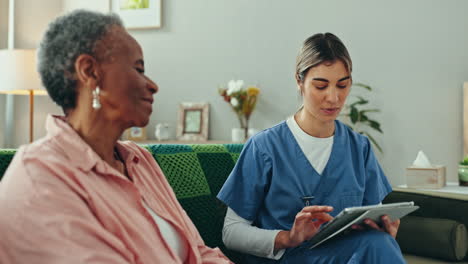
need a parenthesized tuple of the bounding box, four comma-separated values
(397, 216, 467, 261)
(384, 190, 468, 261)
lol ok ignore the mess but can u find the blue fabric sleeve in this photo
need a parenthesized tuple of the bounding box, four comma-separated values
(217, 137, 272, 222)
(362, 137, 392, 205)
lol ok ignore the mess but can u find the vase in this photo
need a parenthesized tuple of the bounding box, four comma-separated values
(155, 123, 170, 141)
(248, 128, 260, 138)
(231, 128, 245, 143)
(458, 165, 468, 186)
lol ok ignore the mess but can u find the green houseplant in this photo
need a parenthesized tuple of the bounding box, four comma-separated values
(458, 157, 468, 186)
(341, 82, 383, 153)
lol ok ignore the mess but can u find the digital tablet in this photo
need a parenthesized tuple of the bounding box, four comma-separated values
(339, 201, 418, 226)
(307, 201, 419, 249)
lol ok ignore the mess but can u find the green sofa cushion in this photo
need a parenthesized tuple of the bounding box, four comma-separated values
(397, 216, 467, 261)
(145, 144, 245, 263)
(0, 149, 16, 181)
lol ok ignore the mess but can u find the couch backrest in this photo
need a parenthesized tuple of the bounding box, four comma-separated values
(144, 144, 244, 262)
(0, 149, 16, 181)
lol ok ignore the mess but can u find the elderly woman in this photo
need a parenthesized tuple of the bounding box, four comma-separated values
(0, 10, 231, 264)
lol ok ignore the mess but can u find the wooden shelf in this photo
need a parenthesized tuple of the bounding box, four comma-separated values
(395, 182, 468, 201)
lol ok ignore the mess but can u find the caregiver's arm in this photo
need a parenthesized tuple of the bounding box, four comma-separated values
(222, 207, 285, 259)
(223, 206, 333, 259)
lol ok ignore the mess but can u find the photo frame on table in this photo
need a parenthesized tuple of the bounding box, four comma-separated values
(177, 102, 209, 141)
(125, 127, 147, 141)
(111, 0, 162, 29)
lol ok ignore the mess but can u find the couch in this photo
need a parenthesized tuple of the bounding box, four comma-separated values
(1, 144, 467, 263)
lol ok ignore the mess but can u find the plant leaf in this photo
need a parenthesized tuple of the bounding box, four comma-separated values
(353, 83, 372, 91)
(349, 96, 369, 107)
(367, 120, 383, 133)
(362, 131, 383, 153)
(343, 82, 383, 151)
(350, 100, 368, 108)
(361, 109, 380, 113)
(350, 107, 359, 123)
(359, 112, 368, 122)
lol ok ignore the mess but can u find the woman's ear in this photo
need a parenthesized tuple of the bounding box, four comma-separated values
(295, 74, 303, 95)
(74, 54, 100, 88)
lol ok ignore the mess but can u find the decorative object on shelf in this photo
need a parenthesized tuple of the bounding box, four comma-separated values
(176, 102, 209, 141)
(458, 156, 468, 186)
(218, 80, 260, 142)
(341, 82, 383, 153)
(248, 128, 260, 138)
(463, 82, 468, 156)
(155, 123, 170, 141)
(231, 128, 244, 143)
(111, 0, 161, 29)
(126, 127, 147, 141)
(231, 128, 260, 143)
(406, 151, 446, 189)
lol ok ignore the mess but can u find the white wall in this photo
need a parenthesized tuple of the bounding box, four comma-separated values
(131, 0, 468, 185)
(2, 0, 468, 186)
(62, 0, 108, 13)
(0, 0, 7, 48)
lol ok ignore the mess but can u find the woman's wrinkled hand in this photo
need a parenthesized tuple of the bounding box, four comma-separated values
(351, 215, 400, 238)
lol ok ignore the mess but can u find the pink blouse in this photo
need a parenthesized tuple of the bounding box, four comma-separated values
(0, 115, 232, 264)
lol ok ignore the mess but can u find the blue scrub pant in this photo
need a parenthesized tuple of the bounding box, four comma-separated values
(245, 230, 406, 264)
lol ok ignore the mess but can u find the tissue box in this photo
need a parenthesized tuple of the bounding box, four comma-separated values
(406, 166, 446, 189)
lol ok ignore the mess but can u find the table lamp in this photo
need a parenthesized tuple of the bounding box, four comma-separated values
(0, 49, 47, 143)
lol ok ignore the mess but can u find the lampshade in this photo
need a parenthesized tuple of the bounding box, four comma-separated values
(0, 49, 47, 95)
(0, 49, 47, 143)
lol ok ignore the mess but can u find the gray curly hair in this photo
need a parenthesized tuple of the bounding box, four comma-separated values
(38, 9, 123, 112)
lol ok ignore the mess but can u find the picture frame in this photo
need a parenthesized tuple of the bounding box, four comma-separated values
(464, 82, 468, 156)
(111, 0, 162, 29)
(177, 102, 209, 141)
(126, 127, 147, 141)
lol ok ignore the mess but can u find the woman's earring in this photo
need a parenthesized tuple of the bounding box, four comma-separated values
(92, 87, 101, 110)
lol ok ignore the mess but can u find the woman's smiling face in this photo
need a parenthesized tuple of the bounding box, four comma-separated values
(97, 26, 158, 128)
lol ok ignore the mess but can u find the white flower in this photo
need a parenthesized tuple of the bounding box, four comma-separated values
(230, 97, 239, 107)
(227, 79, 244, 95)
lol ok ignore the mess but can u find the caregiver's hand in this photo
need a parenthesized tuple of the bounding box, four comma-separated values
(351, 215, 400, 238)
(274, 206, 333, 250)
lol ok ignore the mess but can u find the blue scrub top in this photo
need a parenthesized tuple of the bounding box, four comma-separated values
(217, 120, 392, 231)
